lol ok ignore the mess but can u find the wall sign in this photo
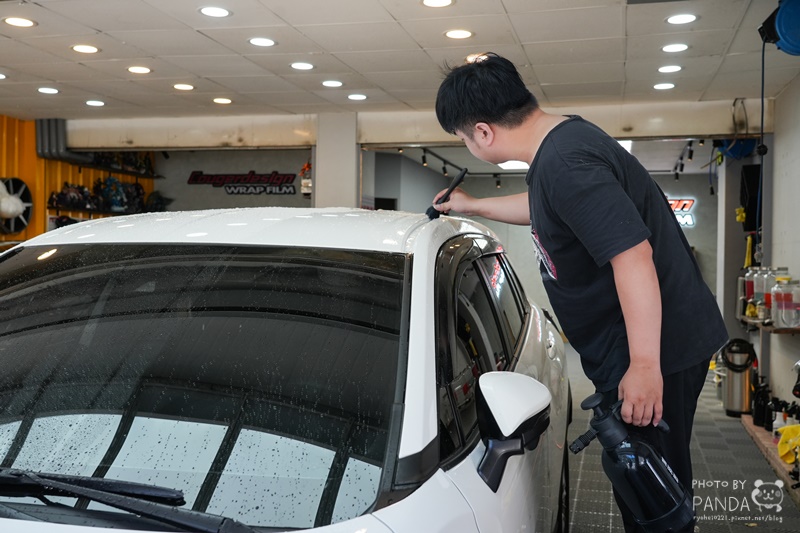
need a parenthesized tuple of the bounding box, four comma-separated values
(187, 170, 296, 195)
(668, 197, 696, 227)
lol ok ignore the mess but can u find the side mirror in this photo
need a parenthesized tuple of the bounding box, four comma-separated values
(475, 372, 551, 492)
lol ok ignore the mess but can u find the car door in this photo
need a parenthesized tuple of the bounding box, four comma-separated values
(433, 235, 562, 532)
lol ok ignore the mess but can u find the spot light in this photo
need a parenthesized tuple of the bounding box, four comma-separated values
(687, 141, 694, 161)
(442, 165, 448, 177)
(422, 152, 428, 167)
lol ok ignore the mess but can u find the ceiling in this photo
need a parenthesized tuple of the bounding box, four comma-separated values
(0, 0, 795, 174)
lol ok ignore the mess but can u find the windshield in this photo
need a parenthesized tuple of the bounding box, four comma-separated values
(0, 244, 408, 530)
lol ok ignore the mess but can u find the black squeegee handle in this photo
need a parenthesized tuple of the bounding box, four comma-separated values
(426, 167, 468, 220)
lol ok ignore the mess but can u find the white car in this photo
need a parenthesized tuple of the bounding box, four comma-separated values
(0, 207, 571, 533)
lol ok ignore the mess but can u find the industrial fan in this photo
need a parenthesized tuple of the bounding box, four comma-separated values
(0, 178, 33, 234)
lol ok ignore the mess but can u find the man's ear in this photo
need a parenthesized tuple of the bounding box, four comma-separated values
(474, 122, 495, 146)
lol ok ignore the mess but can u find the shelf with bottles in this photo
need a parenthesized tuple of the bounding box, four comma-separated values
(79, 151, 164, 180)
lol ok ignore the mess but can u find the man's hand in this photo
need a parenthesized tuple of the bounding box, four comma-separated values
(618, 362, 663, 426)
(432, 187, 475, 216)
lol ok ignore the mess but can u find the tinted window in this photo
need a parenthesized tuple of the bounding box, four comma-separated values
(477, 255, 525, 346)
(0, 244, 407, 529)
(458, 263, 508, 372)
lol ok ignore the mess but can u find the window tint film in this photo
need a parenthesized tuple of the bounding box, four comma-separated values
(0, 244, 407, 529)
(477, 255, 524, 347)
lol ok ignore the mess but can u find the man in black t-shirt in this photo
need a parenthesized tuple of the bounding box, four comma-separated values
(431, 53, 728, 533)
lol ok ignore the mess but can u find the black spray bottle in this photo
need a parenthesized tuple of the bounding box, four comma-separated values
(570, 393, 694, 532)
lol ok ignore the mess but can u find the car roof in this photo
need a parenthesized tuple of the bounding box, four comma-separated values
(21, 207, 496, 255)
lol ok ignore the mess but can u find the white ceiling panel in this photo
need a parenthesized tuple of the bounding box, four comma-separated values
(511, 6, 625, 43)
(161, 55, 269, 77)
(103, 29, 235, 56)
(333, 50, 442, 73)
(542, 81, 623, 100)
(534, 62, 625, 85)
(626, 0, 749, 37)
(296, 22, 421, 53)
(263, 0, 395, 25)
(523, 39, 626, 65)
(400, 16, 517, 49)
(378, 0, 507, 20)
(145, 0, 285, 29)
(42, 0, 186, 32)
(202, 26, 323, 55)
(207, 75, 301, 93)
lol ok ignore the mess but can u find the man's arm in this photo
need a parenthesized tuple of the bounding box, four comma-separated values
(610, 239, 664, 427)
(432, 189, 530, 225)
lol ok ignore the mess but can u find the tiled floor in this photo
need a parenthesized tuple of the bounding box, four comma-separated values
(565, 344, 800, 532)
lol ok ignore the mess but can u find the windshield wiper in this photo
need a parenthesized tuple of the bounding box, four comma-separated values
(0, 468, 184, 505)
(0, 468, 257, 533)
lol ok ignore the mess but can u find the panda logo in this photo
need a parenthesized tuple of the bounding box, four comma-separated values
(751, 479, 784, 513)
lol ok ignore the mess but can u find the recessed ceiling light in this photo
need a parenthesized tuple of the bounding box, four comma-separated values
(445, 29, 472, 39)
(667, 14, 696, 25)
(72, 44, 99, 54)
(291, 62, 314, 70)
(322, 80, 343, 88)
(174, 83, 194, 91)
(128, 66, 151, 74)
(662, 43, 688, 53)
(86, 100, 105, 107)
(348, 94, 367, 101)
(0, 74, 6, 80)
(200, 7, 230, 18)
(654, 83, 675, 90)
(423, 0, 453, 7)
(658, 65, 682, 73)
(213, 97, 232, 104)
(38, 87, 59, 95)
(4, 17, 36, 28)
(249, 37, 275, 47)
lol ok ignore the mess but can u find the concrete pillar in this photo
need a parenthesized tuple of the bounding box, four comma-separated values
(314, 113, 359, 208)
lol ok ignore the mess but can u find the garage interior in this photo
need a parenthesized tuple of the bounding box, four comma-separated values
(1, 0, 800, 531)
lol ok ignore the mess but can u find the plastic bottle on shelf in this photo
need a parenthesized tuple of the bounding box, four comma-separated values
(772, 277, 800, 329)
(764, 267, 789, 321)
(744, 267, 758, 302)
(754, 268, 769, 319)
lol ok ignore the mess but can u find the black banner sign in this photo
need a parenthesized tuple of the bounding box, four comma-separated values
(187, 170, 296, 195)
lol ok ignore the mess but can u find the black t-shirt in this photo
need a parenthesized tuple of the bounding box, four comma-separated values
(526, 116, 728, 391)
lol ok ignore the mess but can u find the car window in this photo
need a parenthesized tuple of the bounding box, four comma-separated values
(458, 262, 508, 372)
(477, 255, 525, 348)
(0, 244, 407, 529)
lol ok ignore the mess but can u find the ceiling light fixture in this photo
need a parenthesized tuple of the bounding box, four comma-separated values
(687, 140, 694, 161)
(249, 37, 275, 47)
(442, 165, 448, 176)
(322, 80, 343, 88)
(72, 44, 99, 54)
(658, 65, 682, 73)
(86, 100, 105, 107)
(654, 83, 675, 90)
(174, 83, 194, 91)
(213, 97, 232, 104)
(445, 29, 472, 39)
(662, 43, 688, 53)
(291, 62, 314, 70)
(200, 7, 230, 18)
(4, 17, 36, 27)
(38, 87, 59, 94)
(348, 94, 367, 101)
(667, 14, 696, 25)
(423, 0, 453, 7)
(128, 66, 151, 74)
(422, 151, 428, 167)
(0, 74, 6, 80)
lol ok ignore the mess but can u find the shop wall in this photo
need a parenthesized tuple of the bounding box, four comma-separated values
(373, 153, 448, 213)
(154, 149, 312, 211)
(653, 173, 719, 291)
(1, 115, 154, 245)
(767, 74, 800, 402)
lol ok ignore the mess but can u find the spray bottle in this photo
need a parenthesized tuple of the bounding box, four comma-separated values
(570, 393, 694, 532)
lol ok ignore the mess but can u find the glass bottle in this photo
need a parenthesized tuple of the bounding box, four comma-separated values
(764, 267, 789, 320)
(744, 267, 758, 302)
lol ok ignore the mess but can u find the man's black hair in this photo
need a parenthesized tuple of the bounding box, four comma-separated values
(435, 53, 538, 137)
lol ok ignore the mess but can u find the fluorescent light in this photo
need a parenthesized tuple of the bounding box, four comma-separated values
(423, 0, 453, 6)
(200, 7, 230, 17)
(86, 100, 105, 107)
(174, 83, 194, 91)
(322, 80, 343, 88)
(128, 66, 151, 74)
(348, 94, 367, 101)
(445, 29, 472, 39)
(4, 17, 36, 28)
(291, 62, 314, 70)
(654, 83, 675, 90)
(213, 97, 232, 104)
(662, 44, 688, 53)
(38, 87, 59, 94)
(249, 37, 275, 47)
(658, 65, 682, 73)
(72, 44, 99, 54)
(667, 14, 696, 25)
(498, 160, 529, 170)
